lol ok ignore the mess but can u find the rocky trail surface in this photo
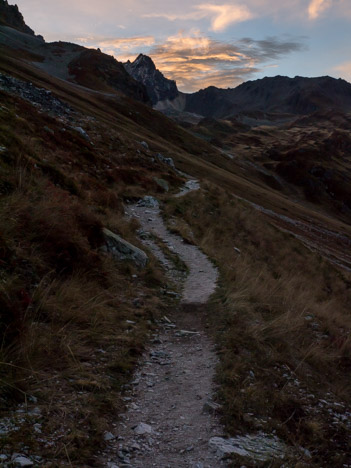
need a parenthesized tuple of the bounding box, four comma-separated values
(102, 182, 227, 467)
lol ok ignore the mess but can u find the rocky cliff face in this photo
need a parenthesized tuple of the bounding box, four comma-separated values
(0, 0, 36, 36)
(124, 54, 179, 105)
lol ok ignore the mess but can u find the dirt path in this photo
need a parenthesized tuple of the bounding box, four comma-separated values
(103, 182, 226, 467)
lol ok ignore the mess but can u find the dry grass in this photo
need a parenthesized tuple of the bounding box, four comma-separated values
(0, 91, 172, 463)
(164, 183, 351, 466)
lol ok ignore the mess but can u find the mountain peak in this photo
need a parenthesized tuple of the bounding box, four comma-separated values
(124, 54, 178, 105)
(0, 0, 36, 36)
(134, 53, 156, 69)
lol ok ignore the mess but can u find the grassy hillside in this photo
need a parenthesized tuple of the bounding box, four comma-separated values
(164, 186, 351, 466)
(1, 43, 351, 466)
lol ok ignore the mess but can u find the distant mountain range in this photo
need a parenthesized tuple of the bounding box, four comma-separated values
(1, 0, 351, 120)
(124, 53, 351, 119)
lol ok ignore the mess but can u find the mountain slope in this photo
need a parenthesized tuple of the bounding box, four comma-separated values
(0, 21, 149, 102)
(185, 75, 351, 118)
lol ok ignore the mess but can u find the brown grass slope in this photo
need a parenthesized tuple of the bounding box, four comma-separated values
(1, 43, 351, 466)
(164, 186, 351, 466)
(0, 84, 184, 463)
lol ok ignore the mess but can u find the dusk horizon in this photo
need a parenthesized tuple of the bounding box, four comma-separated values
(11, 0, 351, 92)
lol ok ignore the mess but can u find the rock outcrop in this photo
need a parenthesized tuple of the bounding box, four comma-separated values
(124, 54, 179, 106)
(0, 0, 36, 37)
(102, 228, 148, 268)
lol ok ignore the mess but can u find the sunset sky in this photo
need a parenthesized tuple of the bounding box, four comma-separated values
(13, 0, 351, 92)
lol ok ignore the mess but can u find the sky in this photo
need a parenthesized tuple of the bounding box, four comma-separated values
(13, 0, 351, 92)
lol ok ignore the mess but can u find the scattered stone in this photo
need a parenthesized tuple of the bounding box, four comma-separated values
(234, 247, 241, 254)
(137, 196, 159, 208)
(209, 433, 289, 462)
(0, 146, 6, 153)
(156, 153, 175, 169)
(102, 228, 148, 268)
(73, 126, 90, 140)
(133, 423, 153, 435)
(11, 455, 34, 467)
(202, 400, 221, 414)
(104, 432, 116, 442)
(140, 141, 149, 150)
(177, 330, 200, 337)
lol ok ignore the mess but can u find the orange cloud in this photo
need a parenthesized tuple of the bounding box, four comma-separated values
(98, 36, 155, 51)
(76, 30, 304, 92)
(144, 32, 303, 91)
(197, 4, 253, 31)
(308, 0, 332, 19)
(332, 61, 351, 81)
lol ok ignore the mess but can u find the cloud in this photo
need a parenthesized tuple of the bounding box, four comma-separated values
(81, 30, 303, 91)
(143, 31, 304, 91)
(143, 3, 253, 31)
(308, 0, 332, 19)
(197, 4, 253, 31)
(73, 35, 155, 56)
(332, 61, 351, 81)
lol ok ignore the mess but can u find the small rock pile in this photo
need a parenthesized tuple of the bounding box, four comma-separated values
(0, 73, 73, 118)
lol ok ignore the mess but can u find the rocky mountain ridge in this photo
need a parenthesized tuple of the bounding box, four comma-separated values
(0, 0, 37, 37)
(0, 5, 149, 102)
(184, 75, 351, 118)
(123, 52, 351, 119)
(124, 54, 179, 105)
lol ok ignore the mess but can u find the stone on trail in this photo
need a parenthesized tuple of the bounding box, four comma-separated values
(209, 433, 289, 462)
(11, 455, 34, 467)
(104, 431, 116, 442)
(133, 423, 153, 435)
(102, 228, 148, 268)
(202, 400, 221, 414)
(137, 196, 159, 208)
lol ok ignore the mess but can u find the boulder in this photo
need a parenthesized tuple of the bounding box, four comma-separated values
(153, 177, 169, 192)
(102, 228, 148, 268)
(137, 196, 159, 208)
(156, 153, 175, 169)
(11, 455, 34, 467)
(209, 433, 289, 462)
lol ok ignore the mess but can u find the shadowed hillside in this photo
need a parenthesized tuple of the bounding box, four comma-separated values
(1, 5, 351, 467)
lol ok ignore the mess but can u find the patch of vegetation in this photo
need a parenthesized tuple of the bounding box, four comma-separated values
(0, 91, 174, 463)
(164, 184, 351, 467)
